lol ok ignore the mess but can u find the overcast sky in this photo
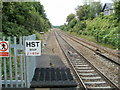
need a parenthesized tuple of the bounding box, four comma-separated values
(39, 0, 113, 26)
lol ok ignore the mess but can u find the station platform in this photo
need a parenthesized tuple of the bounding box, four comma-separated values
(36, 54, 66, 68)
(31, 54, 77, 88)
(31, 68, 77, 88)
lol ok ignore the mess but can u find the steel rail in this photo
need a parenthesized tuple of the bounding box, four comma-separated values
(54, 31, 87, 90)
(54, 30, 119, 90)
(60, 31, 120, 66)
(61, 31, 120, 58)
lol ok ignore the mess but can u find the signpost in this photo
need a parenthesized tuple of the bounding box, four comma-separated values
(0, 41, 9, 57)
(25, 40, 41, 56)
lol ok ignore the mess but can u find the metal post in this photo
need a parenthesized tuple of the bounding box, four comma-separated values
(25, 56, 30, 88)
(25, 36, 30, 88)
(3, 37, 8, 88)
(0, 57, 2, 89)
(19, 37, 24, 87)
(8, 37, 13, 87)
(14, 37, 18, 88)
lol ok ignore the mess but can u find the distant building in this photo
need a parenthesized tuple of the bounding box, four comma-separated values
(102, 3, 114, 15)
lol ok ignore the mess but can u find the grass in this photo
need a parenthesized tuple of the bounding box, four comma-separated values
(79, 34, 116, 49)
(1, 56, 24, 80)
(67, 31, 116, 50)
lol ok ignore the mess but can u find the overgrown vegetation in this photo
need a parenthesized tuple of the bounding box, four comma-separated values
(2, 2, 51, 37)
(60, 1, 120, 50)
(2, 2, 52, 78)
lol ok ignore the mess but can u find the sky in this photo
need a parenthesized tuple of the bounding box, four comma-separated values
(39, 0, 113, 26)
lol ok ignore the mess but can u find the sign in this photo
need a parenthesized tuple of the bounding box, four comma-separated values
(0, 41, 9, 57)
(25, 40, 41, 56)
(40, 32, 44, 34)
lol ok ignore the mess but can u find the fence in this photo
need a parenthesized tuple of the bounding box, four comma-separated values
(0, 34, 36, 88)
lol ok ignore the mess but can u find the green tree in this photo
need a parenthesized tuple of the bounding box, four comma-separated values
(114, 1, 120, 21)
(61, 1, 119, 50)
(2, 2, 51, 37)
(76, 5, 89, 20)
(66, 13, 76, 24)
(89, 2, 102, 18)
(76, 2, 102, 20)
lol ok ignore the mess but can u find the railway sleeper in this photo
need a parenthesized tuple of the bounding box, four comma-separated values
(81, 76, 101, 80)
(78, 70, 94, 72)
(71, 61, 85, 64)
(75, 67, 92, 69)
(86, 83, 112, 88)
(79, 73, 98, 76)
(68, 51, 78, 56)
(72, 63, 86, 65)
(74, 65, 89, 67)
(75, 59, 81, 60)
(88, 86, 112, 89)
(56, 32, 118, 89)
(83, 79, 106, 83)
(84, 81, 106, 84)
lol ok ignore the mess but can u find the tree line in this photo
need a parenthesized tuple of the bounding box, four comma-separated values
(60, 1, 120, 50)
(2, 2, 51, 37)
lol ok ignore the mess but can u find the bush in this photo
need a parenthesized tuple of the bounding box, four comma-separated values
(63, 14, 120, 50)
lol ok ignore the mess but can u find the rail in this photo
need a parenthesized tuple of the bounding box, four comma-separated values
(54, 31, 119, 89)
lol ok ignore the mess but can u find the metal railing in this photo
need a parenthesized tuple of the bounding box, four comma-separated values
(0, 34, 36, 88)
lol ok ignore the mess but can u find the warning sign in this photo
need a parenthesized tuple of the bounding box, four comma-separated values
(0, 41, 9, 57)
(25, 40, 41, 56)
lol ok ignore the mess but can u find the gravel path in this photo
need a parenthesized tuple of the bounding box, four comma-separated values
(42, 29, 69, 67)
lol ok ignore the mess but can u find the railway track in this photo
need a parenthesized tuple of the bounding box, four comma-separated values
(54, 31, 119, 90)
(59, 31, 120, 66)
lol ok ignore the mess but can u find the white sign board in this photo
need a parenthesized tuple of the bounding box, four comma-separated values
(0, 41, 9, 57)
(25, 40, 41, 56)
